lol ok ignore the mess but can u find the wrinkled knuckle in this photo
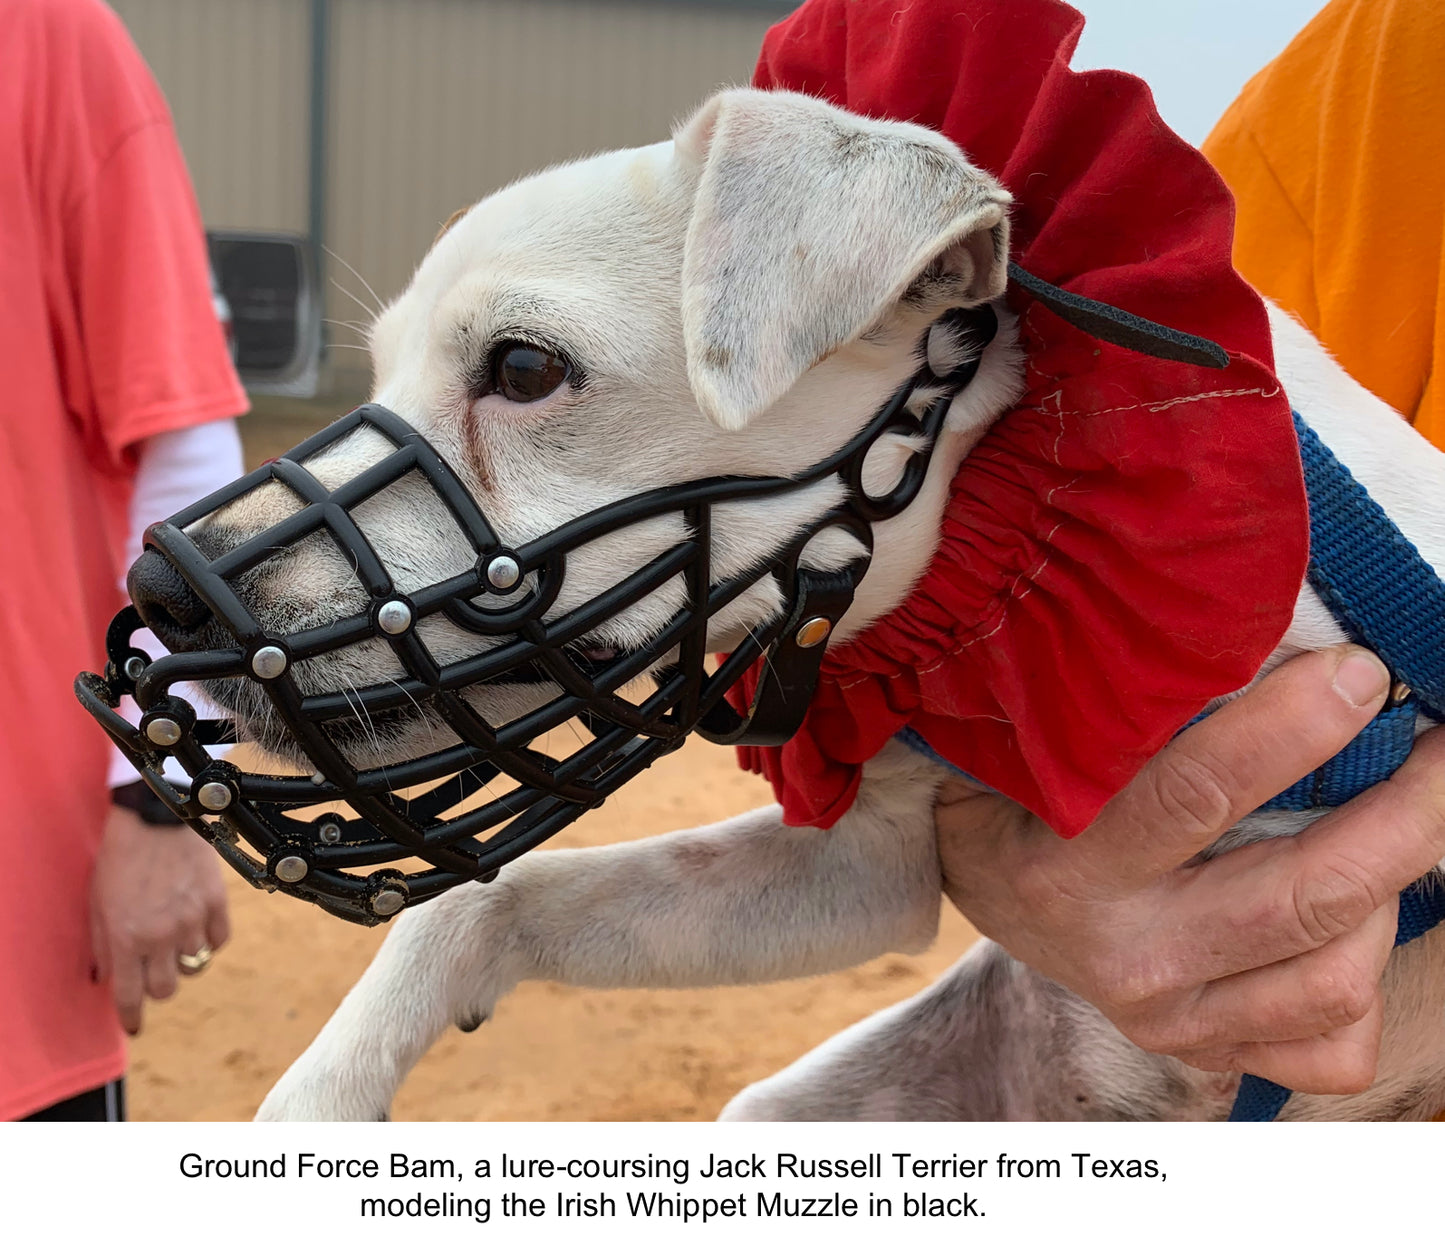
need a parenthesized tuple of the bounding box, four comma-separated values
(1183, 1047, 1240, 1075)
(1326, 1050, 1378, 1097)
(1291, 861, 1383, 945)
(1119, 1012, 1192, 1056)
(1307, 960, 1376, 1030)
(1094, 962, 1167, 1013)
(135, 923, 170, 950)
(1149, 753, 1236, 839)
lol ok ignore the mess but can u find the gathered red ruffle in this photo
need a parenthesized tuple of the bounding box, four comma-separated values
(731, 0, 1308, 837)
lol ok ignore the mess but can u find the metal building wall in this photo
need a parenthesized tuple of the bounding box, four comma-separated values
(108, 0, 311, 233)
(325, 0, 779, 367)
(110, 0, 786, 390)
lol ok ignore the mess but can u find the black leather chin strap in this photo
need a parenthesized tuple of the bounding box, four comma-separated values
(698, 563, 863, 747)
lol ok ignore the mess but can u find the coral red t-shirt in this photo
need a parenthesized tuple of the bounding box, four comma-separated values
(0, 0, 247, 1119)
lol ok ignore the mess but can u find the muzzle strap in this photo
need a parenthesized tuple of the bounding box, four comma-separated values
(699, 561, 865, 747)
(1008, 262, 1230, 369)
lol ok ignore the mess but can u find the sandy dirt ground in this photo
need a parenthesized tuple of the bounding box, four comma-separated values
(126, 411, 980, 1121)
(129, 737, 980, 1121)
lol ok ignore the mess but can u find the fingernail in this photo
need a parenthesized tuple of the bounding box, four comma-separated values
(1333, 649, 1390, 708)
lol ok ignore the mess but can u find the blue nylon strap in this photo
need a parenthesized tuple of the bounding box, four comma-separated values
(1228, 1074, 1294, 1123)
(1226, 414, 1445, 1122)
(1397, 876, 1445, 945)
(1293, 412, 1445, 721)
(1257, 701, 1418, 811)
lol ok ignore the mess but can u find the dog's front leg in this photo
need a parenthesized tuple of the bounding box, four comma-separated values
(256, 749, 942, 1120)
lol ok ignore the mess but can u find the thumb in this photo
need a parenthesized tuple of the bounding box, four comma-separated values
(1082, 645, 1391, 888)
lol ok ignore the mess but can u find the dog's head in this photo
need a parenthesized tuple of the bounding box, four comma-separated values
(134, 88, 1021, 771)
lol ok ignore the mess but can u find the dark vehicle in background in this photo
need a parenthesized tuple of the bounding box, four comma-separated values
(210, 262, 237, 363)
(207, 232, 322, 397)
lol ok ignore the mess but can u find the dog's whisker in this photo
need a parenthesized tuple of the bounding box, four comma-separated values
(322, 317, 372, 341)
(335, 679, 368, 747)
(324, 245, 386, 317)
(383, 676, 440, 755)
(340, 674, 387, 771)
(564, 717, 590, 758)
(745, 623, 782, 689)
(329, 277, 382, 325)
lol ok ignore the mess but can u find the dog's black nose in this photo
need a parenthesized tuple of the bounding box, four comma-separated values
(128, 549, 216, 651)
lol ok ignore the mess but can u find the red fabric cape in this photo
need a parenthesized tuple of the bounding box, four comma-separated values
(731, 0, 1308, 837)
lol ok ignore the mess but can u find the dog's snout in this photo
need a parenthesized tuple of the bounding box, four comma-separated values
(128, 549, 215, 651)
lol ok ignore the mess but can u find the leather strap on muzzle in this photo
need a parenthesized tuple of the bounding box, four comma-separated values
(700, 561, 865, 747)
(1008, 263, 1230, 369)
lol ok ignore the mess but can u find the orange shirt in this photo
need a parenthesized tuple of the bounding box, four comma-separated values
(0, 0, 246, 1119)
(1203, 0, 1445, 449)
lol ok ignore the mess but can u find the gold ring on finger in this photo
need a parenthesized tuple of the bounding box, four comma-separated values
(177, 945, 213, 975)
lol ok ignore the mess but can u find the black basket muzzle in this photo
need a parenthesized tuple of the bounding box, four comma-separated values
(76, 307, 998, 925)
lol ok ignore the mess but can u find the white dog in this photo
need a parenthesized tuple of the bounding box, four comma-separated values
(235, 89, 1445, 1122)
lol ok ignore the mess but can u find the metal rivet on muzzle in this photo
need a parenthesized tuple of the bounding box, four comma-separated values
(794, 617, 833, 648)
(145, 717, 182, 747)
(371, 889, 406, 918)
(377, 600, 413, 635)
(197, 781, 233, 811)
(251, 645, 288, 679)
(274, 856, 309, 883)
(318, 820, 343, 845)
(123, 656, 146, 682)
(484, 554, 521, 591)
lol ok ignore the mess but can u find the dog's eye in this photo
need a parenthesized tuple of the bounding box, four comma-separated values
(492, 342, 570, 404)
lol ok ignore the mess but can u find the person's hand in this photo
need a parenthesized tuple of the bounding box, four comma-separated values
(90, 805, 231, 1035)
(935, 643, 1445, 1095)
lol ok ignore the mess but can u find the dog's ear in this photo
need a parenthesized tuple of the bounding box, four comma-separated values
(433, 205, 472, 248)
(675, 88, 1010, 432)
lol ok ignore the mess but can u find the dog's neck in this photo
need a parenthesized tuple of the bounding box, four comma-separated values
(832, 304, 1026, 645)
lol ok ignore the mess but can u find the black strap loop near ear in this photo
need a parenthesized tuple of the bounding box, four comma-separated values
(1008, 262, 1230, 369)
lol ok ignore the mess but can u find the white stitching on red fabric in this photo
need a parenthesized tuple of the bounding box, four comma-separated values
(1018, 384, 1279, 421)
(830, 310, 1280, 695)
